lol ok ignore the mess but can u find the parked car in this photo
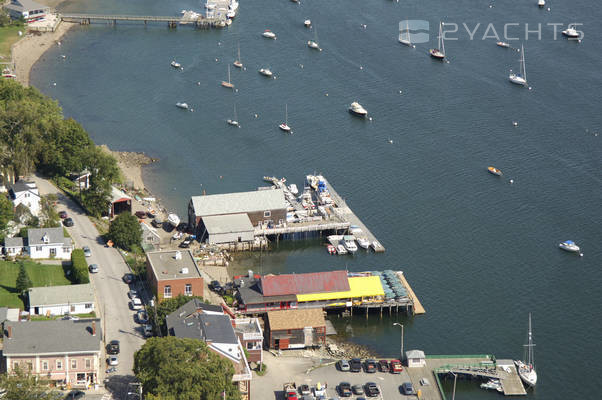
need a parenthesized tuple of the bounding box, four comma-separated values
(128, 289, 139, 299)
(83, 246, 91, 257)
(134, 211, 147, 219)
(350, 358, 362, 373)
(299, 384, 311, 396)
(106, 340, 120, 355)
(337, 359, 350, 371)
(400, 382, 414, 395)
(59, 211, 68, 219)
(63, 218, 74, 227)
(144, 324, 153, 338)
(61, 315, 79, 321)
(209, 280, 225, 295)
(88, 264, 99, 273)
(137, 310, 148, 324)
(352, 384, 364, 395)
(338, 382, 352, 397)
(364, 359, 377, 373)
(65, 390, 85, 399)
(107, 355, 119, 366)
(130, 298, 143, 310)
(378, 359, 389, 372)
(122, 273, 135, 284)
(364, 382, 380, 397)
(390, 359, 403, 373)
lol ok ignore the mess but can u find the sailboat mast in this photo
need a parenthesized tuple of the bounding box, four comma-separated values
(228, 65, 231, 83)
(522, 45, 527, 81)
(440, 22, 445, 54)
(285, 104, 288, 125)
(406, 20, 411, 45)
(237, 42, 241, 62)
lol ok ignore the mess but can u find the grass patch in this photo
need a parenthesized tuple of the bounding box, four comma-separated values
(30, 311, 96, 321)
(0, 26, 23, 58)
(0, 260, 73, 309)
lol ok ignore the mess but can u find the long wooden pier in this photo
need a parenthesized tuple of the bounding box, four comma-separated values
(60, 13, 223, 28)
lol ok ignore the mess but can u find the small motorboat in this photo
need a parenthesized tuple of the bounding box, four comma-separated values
(336, 244, 348, 255)
(307, 40, 320, 50)
(371, 241, 384, 251)
(497, 41, 510, 48)
(167, 213, 180, 227)
(538, 0, 545, 7)
(487, 166, 503, 176)
(227, 10, 236, 19)
(349, 101, 368, 117)
(562, 26, 580, 38)
(288, 184, 299, 195)
(259, 68, 273, 77)
(357, 237, 370, 249)
(559, 240, 580, 253)
(262, 30, 277, 39)
(480, 379, 502, 392)
(344, 236, 358, 252)
(171, 61, 181, 68)
(205, 3, 215, 10)
(227, 119, 239, 126)
(326, 244, 336, 255)
(304, 19, 311, 27)
(176, 102, 189, 110)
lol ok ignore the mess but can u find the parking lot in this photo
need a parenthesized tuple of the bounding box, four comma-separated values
(252, 353, 421, 400)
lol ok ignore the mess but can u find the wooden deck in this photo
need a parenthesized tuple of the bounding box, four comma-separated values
(60, 13, 222, 28)
(396, 271, 425, 314)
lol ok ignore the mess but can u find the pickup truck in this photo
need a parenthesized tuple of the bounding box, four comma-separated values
(283, 382, 298, 400)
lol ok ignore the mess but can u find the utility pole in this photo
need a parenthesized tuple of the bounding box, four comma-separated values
(393, 322, 404, 362)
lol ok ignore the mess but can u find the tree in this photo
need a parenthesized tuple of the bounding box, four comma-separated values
(0, 194, 13, 230)
(39, 195, 60, 228)
(134, 337, 241, 400)
(15, 262, 32, 294)
(70, 248, 89, 284)
(0, 367, 61, 400)
(108, 212, 142, 251)
(152, 295, 206, 335)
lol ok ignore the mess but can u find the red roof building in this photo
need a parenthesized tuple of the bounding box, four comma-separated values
(259, 270, 349, 297)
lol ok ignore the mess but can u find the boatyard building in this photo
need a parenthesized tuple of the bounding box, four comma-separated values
(146, 250, 203, 301)
(266, 308, 326, 350)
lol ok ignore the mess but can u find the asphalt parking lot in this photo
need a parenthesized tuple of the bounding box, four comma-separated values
(252, 354, 420, 400)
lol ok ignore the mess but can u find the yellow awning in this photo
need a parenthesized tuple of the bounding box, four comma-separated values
(296, 276, 384, 302)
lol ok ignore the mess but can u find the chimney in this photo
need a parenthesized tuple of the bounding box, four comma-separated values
(7, 325, 12, 338)
(92, 321, 96, 336)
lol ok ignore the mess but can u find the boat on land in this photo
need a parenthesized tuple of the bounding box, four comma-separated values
(279, 104, 292, 132)
(233, 42, 243, 68)
(487, 166, 503, 176)
(509, 44, 528, 86)
(221, 64, 234, 88)
(349, 102, 368, 117)
(429, 22, 446, 60)
(227, 104, 239, 126)
(558, 240, 580, 253)
(497, 41, 510, 48)
(515, 313, 537, 387)
(262, 29, 277, 39)
(562, 25, 580, 38)
(167, 213, 181, 227)
(171, 61, 181, 68)
(176, 102, 189, 110)
(259, 68, 273, 77)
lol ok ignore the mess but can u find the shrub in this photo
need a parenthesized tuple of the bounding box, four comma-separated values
(71, 249, 89, 284)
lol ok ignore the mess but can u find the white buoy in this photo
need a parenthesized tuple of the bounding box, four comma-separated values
(513, 121, 518, 127)
(528, 87, 532, 90)
(52, 82, 56, 86)
(254, 114, 258, 118)
(369, 117, 372, 121)
(273, 76, 277, 80)
(300, 64, 303, 68)
(215, 58, 218, 62)
(509, 179, 514, 184)
(360, 66, 363, 70)
(235, 89, 238, 92)
(197, 82, 201, 85)
(218, 41, 221, 46)
(325, 93, 328, 96)
(399, 90, 402, 94)
(580, 253, 584, 257)
(388, 139, 393, 144)
(243, 67, 246, 71)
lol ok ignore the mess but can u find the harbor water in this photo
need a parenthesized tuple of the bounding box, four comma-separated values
(31, 0, 601, 398)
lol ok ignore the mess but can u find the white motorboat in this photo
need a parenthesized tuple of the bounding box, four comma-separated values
(480, 379, 502, 391)
(221, 64, 234, 88)
(233, 42, 243, 68)
(496, 41, 510, 48)
(288, 184, 299, 195)
(167, 213, 181, 227)
(336, 244, 348, 255)
(515, 313, 537, 387)
(562, 26, 580, 38)
(259, 68, 273, 77)
(176, 102, 189, 110)
(227, 10, 236, 19)
(229, 0, 239, 12)
(538, 0, 545, 7)
(429, 22, 446, 60)
(307, 25, 321, 51)
(279, 104, 292, 132)
(356, 237, 370, 249)
(559, 240, 580, 253)
(262, 29, 277, 39)
(227, 104, 239, 126)
(171, 61, 181, 68)
(304, 19, 311, 27)
(371, 241, 384, 251)
(349, 101, 368, 117)
(343, 236, 358, 252)
(398, 19, 413, 47)
(509, 44, 528, 86)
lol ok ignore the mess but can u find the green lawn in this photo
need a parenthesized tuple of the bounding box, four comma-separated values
(0, 260, 73, 309)
(0, 26, 23, 59)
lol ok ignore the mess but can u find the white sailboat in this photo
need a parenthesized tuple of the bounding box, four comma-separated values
(279, 104, 291, 132)
(398, 19, 414, 47)
(233, 42, 243, 68)
(307, 25, 322, 51)
(430, 22, 445, 59)
(515, 313, 537, 387)
(221, 64, 234, 88)
(509, 44, 527, 86)
(227, 104, 239, 126)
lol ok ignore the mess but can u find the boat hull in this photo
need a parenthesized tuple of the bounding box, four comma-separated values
(398, 39, 412, 46)
(233, 61, 243, 68)
(348, 108, 367, 117)
(429, 49, 445, 59)
(221, 81, 234, 88)
(279, 124, 291, 132)
(559, 242, 580, 252)
(509, 74, 527, 86)
(487, 166, 503, 176)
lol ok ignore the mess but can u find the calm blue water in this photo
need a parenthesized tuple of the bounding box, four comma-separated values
(32, 0, 601, 398)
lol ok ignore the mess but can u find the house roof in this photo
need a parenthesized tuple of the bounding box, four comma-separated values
(8, 181, 38, 198)
(267, 309, 325, 331)
(146, 250, 201, 281)
(7, 0, 49, 12)
(111, 186, 132, 203)
(202, 213, 254, 234)
(27, 227, 71, 246)
(28, 284, 94, 307)
(170, 313, 238, 345)
(190, 189, 286, 217)
(406, 349, 425, 359)
(236, 280, 296, 305)
(3, 320, 101, 356)
(4, 236, 24, 247)
(166, 299, 224, 330)
(140, 222, 160, 237)
(260, 270, 350, 297)
(296, 276, 385, 302)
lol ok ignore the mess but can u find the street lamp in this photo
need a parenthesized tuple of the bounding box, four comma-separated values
(393, 322, 404, 362)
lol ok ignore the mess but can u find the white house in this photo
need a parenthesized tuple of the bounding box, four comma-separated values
(3, 236, 25, 257)
(28, 284, 95, 316)
(8, 181, 41, 217)
(27, 227, 73, 260)
(3, 0, 50, 22)
(405, 349, 426, 368)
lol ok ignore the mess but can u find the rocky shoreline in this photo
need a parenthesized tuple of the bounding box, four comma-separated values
(99, 144, 158, 192)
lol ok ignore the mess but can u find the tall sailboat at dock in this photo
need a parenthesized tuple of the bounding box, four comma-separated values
(515, 313, 537, 387)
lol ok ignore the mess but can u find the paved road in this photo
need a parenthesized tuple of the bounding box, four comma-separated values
(33, 176, 145, 399)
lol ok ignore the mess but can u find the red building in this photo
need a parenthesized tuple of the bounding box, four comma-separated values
(146, 250, 203, 302)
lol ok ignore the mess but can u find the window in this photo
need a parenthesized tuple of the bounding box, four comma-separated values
(263, 210, 271, 218)
(36, 246, 42, 251)
(63, 247, 71, 252)
(26, 362, 32, 371)
(85, 303, 92, 309)
(185, 284, 192, 296)
(50, 248, 56, 256)
(71, 359, 77, 369)
(12, 362, 19, 370)
(42, 361, 49, 371)
(56, 360, 62, 370)
(85, 359, 91, 369)
(164, 285, 172, 298)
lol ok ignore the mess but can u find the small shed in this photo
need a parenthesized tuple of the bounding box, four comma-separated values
(109, 187, 132, 218)
(405, 349, 426, 367)
(266, 308, 326, 350)
(201, 213, 254, 244)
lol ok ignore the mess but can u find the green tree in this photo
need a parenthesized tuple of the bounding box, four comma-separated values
(70, 248, 89, 284)
(15, 262, 32, 294)
(0, 366, 61, 400)
(39, 195, 60, 228)
(152, 295, 206, 335)
(108, 212, 142, 251)
(134, 337, 241, 400)
(0, 194, 14, 230)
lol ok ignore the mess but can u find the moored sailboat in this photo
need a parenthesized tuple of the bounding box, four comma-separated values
(233, 42, 243, 68)
(221, 64, 234, 88)
(429, 22, 446, 60)
(279, 104, 291, 132)
(509, 44, 528, 86)
(515, 313, 537, 387)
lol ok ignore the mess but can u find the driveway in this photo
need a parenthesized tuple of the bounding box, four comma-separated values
(33, 176, 146, 399)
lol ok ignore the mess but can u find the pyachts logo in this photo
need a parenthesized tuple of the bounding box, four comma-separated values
(399, 20, 430, 44)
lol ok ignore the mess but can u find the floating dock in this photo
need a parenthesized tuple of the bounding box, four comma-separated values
(60, 13, 225, 28)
